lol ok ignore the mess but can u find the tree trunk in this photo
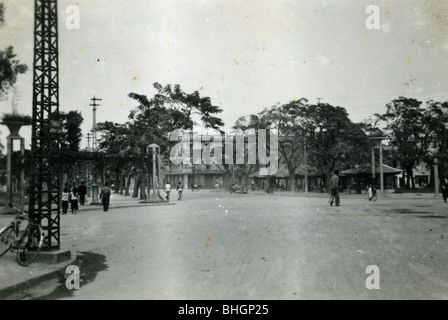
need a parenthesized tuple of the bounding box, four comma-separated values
(406, 166, 414, 189)
(401, 169, 405, 188)
(288, 171, 295, 192)
(118, 171, 124, 194)
(429, 166, 435, 189)
(140, 176, 147, 200)
(114, 170, 120, 193)
(125, 174, 132, 196)
(264, 177, 269, 193)
(265, 176, 274, 193)
(132, 176, 140, 198)
(324, 173, 330, 194)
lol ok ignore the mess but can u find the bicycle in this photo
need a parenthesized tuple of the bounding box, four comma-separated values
(0, 207, 44, 266)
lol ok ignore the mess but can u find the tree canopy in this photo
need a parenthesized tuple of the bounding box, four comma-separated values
(234, 99, 370, 190)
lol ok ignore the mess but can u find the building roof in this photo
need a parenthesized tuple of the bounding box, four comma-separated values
(249, 166, 290, 178)
(342, 164, 402, 175)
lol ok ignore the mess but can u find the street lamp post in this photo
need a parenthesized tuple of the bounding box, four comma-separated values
(148, 144, 159, 201)
(369, 136, 386, 194)
(434, 157, 439, 197)
(304, 135, 308, 193)
(429, 143, 440, 197)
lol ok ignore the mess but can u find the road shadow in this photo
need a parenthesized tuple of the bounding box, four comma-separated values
(32, 251, 108, 300)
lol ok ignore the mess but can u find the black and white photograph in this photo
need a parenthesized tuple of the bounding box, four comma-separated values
(0, 0, 447, 303)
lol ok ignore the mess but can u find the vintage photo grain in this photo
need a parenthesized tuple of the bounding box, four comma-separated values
(0, 0, 447, 301)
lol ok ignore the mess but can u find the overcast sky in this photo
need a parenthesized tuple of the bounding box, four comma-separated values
(1, 0, 448, 150)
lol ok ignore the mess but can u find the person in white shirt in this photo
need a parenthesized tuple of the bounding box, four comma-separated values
(70, 187, 79, 214)
(164, 182, 171, 202)
(62, 187, 69, 214)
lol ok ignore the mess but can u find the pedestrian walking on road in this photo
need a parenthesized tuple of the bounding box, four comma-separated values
(441, 175, 448, 203)
(164, 181, 171, 202)
(70, 187, 79, 214)
(62, 187, 69, 214)
(329, 170, 340, 206)
(177, 182, 183, 200)
(78, 181, 87, 205)
(100, 182, 112, 212)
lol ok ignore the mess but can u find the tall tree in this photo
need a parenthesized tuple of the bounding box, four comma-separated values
(423, 100, 448, 184)
(0, 2, 5, 26)
(96, 121, 132, 194)
(61, 110, 84, 152)
(291, 102, 370, 188)
(381, 97, 431, 189)
(126, 83, 225, 196)
(234, 102, 305, 192)
(59, 110, 84, 183)
(0, 3, 27, 98)
(0, 47, 28, 98)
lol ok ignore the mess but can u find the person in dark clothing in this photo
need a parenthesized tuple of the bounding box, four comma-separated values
(177, 182, 183, 200)
(329, 170, 340, 206)
(100, 182, 112, 212)
(441, 175, 448, 203)
(78, 181, 87, 205)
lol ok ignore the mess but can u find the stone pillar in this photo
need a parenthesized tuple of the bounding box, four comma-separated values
(19, 137, 25, 211)
(6, 136, 12, 205)
(90, 185, 100, 205)
(434, 158, 439, 197)
(184, 174, 189, 190)
(379, 145, 384, 194)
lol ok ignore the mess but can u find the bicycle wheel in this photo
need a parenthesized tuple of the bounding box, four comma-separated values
(16, 224, 43, 267)
(0, 226, 15, 257)
(372, 195, 378, 202)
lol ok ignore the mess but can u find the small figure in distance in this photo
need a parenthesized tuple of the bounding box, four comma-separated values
(177, 181, 183, 200)
(367, 184, 376, 201)
(78, 181, 87, 206)
(329, 170, 340, 206)
(164, 181, 171, 202)
(441, 174, 448, 203)
(62, 187, 69, 214)
(100, 182, 112, 212)
(70, 187, 79, 214)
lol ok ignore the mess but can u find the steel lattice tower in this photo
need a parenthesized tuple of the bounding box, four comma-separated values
(29, 0, 61, 250)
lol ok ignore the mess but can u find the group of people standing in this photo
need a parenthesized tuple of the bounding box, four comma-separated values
(62, 181, 87, 214)
(61, 181, 111, 214)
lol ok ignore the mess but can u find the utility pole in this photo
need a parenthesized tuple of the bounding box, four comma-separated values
(29, 0, 61, 250)
(86, 132, 91, 151)
(90, 96, 102, 150)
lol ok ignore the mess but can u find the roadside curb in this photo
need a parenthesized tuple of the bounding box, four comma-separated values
(79, 202, 176, 212)
(247, 191, 442, 200)
(0, 251, 77, 300)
